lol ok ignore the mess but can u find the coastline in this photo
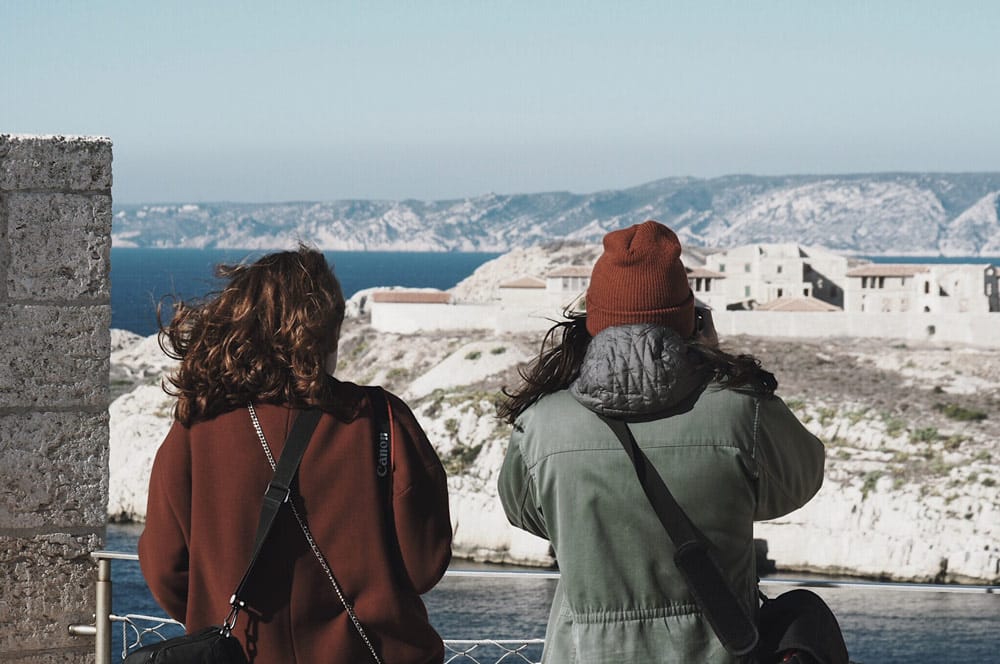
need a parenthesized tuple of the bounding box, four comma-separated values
(110, 317, 1000, 585)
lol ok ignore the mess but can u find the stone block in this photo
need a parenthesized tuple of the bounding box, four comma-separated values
(0, 305, 110, 409)
(1, 650, 94, 664)
(0, 411, 109, 529)
(5, 193, 112, 301)
(1, 191, 7, 291)
(0, 135, 112, 192)
(0, 532, 101, 654)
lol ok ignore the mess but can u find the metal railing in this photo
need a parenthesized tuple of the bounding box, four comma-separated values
(69, 551, 553, 664)
(70, 551, 999, 664)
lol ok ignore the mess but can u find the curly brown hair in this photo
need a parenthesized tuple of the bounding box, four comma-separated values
(159, 245, 347, 426)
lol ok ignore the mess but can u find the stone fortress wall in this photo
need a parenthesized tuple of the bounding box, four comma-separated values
(0, 135, 112, 663)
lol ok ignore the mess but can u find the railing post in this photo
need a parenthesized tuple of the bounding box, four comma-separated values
(96, 557, 112, 664)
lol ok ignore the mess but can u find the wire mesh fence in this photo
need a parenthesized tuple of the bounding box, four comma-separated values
(112, 612, 542, 664)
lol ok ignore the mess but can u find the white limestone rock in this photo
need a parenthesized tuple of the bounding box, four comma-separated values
(108, 384, 174, 522)
(107, 320, 1000, 583)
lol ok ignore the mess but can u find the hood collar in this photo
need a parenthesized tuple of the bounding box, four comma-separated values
(569, 324, 708, 418)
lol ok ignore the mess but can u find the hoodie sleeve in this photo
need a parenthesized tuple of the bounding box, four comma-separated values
(386, 394, 453, 594)
(498, 422, 549, 540)
(752, 395, 826, 521)
(138, 419, 192, 623)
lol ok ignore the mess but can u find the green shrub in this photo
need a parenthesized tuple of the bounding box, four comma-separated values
(490, 346, 507, 355)
(933, 402, 987, 422)
(943, 435, 965, 451)
(465, 351, 482, 361)
(444, 443, 484, 475)
(861, 471, 883, 498)
(911, 427, 940, 443)
(882, 414, 906, 437)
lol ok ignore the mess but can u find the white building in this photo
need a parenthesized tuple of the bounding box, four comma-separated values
(703, 244, 851, 310)
(497, 275, 547, 308)
(545, 266, 591, 295)
(845, 263, 1000, 314)
(687, 266, 727, 310)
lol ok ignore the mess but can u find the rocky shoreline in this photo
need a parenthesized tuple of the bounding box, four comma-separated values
(109, 320, 1000, 584)
(108, 246, 1000, 584)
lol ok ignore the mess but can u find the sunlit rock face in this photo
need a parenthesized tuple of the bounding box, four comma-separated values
(109, 245, 1000, 583)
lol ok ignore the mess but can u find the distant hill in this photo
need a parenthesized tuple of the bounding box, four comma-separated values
(112, 173, 1000, 256)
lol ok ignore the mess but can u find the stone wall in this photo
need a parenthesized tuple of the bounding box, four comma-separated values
(0, 135, 112, 663)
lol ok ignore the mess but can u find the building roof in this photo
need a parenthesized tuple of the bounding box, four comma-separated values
(686, 266, 726, 278)
(370, 289, 451, 304)
(546, 266, 593, 278)
(756, 296, 841, 312)
(499, 276, 546, 289)
(846, 265, 930, 278)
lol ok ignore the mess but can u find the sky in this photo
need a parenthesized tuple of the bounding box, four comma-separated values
(3, 1, 999, 204)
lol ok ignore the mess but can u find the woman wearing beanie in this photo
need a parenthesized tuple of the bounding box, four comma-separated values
(497, 220, 824, 663)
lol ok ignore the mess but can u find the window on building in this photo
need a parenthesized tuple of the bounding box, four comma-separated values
(719, 263, 726, 272)
(777, 265, 783, 274)
(744, 264, 751, 272)
(777, 288, 783, 297)
(862, 276, 868, 289)
(705, 279, 711, 292)
(924, 282, 930, 294)
(744, 286, 750, 297)
(878, 277, 885, 288)
(695, 277, 703, 291)
(803, 288, 809, 296)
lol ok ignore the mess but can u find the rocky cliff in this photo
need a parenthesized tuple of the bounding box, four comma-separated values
(108, 251, 1000, 584)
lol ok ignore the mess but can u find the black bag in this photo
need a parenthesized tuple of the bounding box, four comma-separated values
(125, 409, 323, 664)
(121, 625, 248, 664)
(756, 589, 849, 664)
(598, 415, 850, 664)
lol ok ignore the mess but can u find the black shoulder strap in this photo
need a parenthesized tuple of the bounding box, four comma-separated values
(364, 386, 392, 483)
(598, 414, 759, 657)
(232, 408, 323, 605)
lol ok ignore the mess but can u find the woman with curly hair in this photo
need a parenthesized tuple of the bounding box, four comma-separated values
(497, 221, 825, 663)
(139, 246, 451, 663)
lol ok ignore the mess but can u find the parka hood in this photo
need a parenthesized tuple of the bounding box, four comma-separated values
(569, 324, 708, 418)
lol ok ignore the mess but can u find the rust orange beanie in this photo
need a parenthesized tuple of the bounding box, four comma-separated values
(585, 220, 695, 338)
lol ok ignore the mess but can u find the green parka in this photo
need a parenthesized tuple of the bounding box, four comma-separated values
(498, 324, 825, 663)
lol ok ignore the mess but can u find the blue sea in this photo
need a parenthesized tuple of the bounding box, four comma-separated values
(111, 248, 502, 336)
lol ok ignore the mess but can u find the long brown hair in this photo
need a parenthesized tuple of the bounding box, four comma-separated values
(159, 245, 346, 426)
(497, 314, 777, 425)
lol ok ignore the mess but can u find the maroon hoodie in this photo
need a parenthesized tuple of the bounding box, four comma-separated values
(139, 379, 452, 663)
